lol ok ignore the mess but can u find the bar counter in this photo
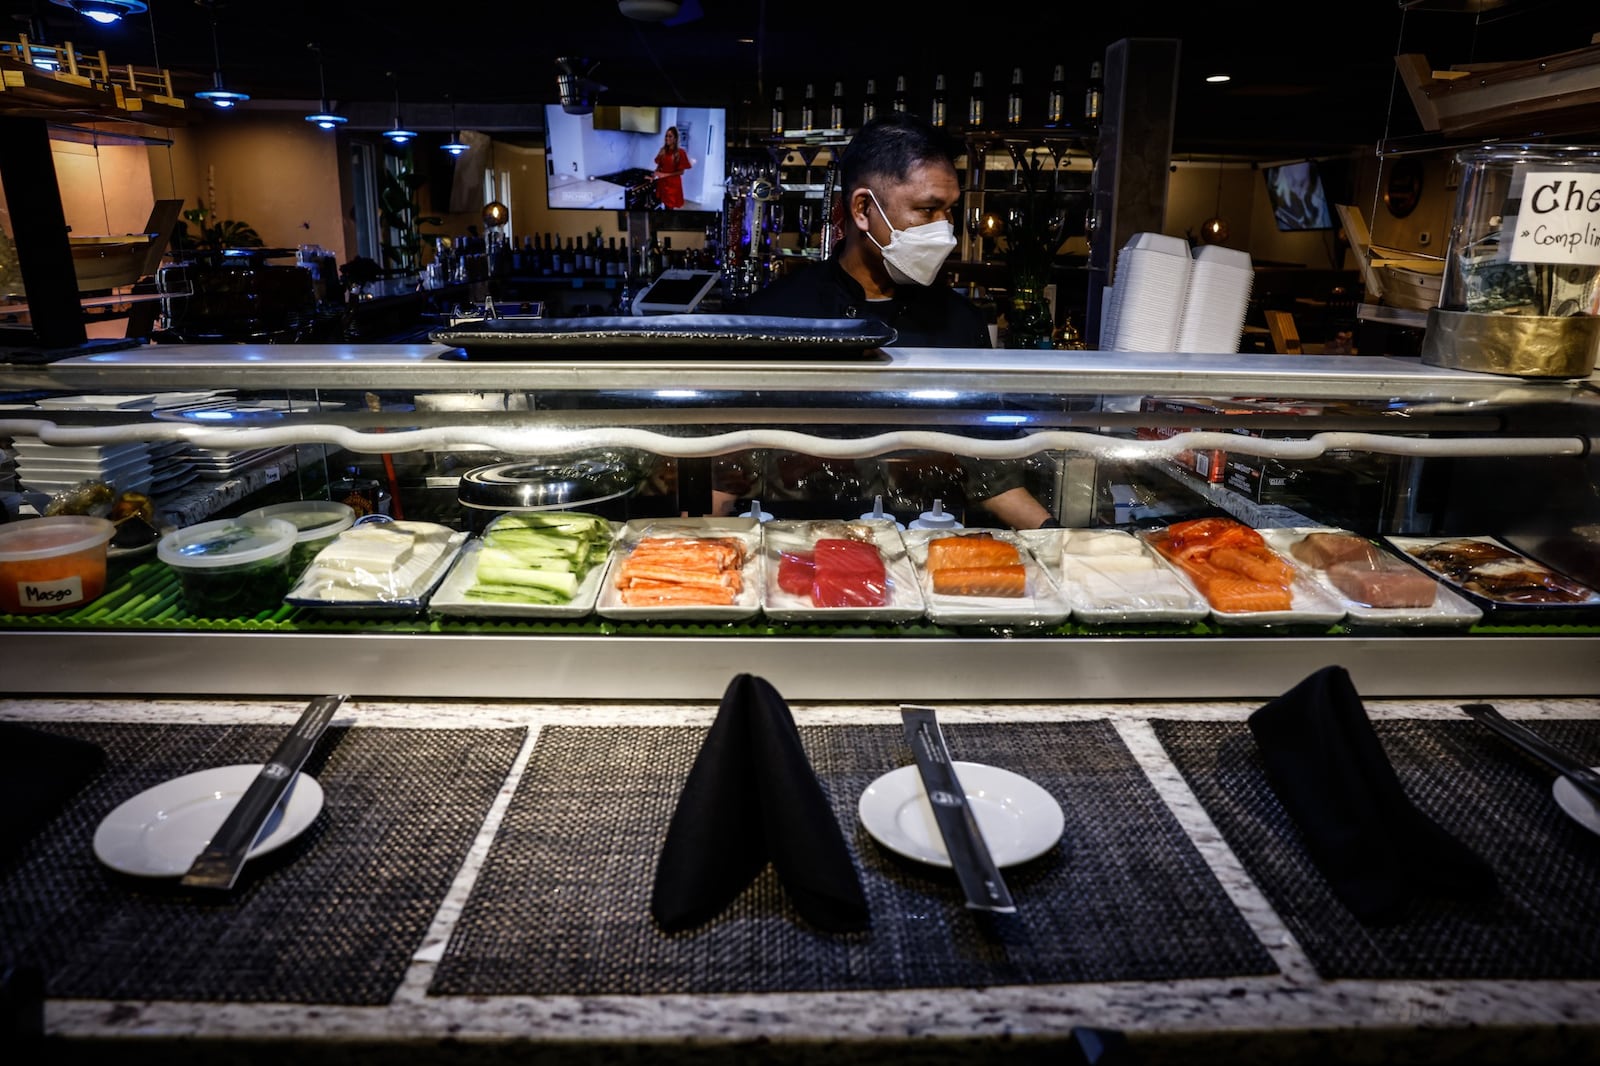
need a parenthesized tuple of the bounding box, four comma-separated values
(3, 693, 1597, 1065)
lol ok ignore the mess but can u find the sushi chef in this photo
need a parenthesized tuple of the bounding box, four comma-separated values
(734, 111, 1056, 530)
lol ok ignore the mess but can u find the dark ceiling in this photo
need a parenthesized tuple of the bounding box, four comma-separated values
(6, 0, 1596, 158)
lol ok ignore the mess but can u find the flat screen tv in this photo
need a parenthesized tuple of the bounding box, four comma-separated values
(543, 104, 726, 215)
(1263, 159, 1336, 232)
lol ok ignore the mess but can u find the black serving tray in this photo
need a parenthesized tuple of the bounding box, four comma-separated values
(430, 314, 896, 360)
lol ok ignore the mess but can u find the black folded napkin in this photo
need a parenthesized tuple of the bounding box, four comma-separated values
(652, 673, 869, 933)
(0, 722, 106, 868)
(1247, 665, 1498, 924)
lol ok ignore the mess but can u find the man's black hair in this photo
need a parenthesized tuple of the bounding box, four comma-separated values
(838, 111, 959, 194)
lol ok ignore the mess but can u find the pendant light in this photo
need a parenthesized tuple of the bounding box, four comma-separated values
(482, 136, 508, 227)
(1201, 159, 1229, 244)
(303, 43, 346, 129)
(382, 72, 416, 145)
(50, 0, 147, 25)
(193, 1, 249, 109)
(441, 96, 468, 156)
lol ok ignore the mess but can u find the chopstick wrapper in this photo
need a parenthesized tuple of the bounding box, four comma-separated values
(1, 722, 105, 867)
(652, 673, 869, 933)
(1247, 665, 1497, 924)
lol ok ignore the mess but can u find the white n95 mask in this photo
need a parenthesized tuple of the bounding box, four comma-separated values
(865, 190, 957, 287)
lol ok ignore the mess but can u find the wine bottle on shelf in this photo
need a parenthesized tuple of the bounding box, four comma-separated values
(801, 83, 816, 132)
(829, 81, 845, 132)
(770, 85, 786, 137)
(563, 236, 576, 275)
(966, 71, 985, 130)
(861, 78, 877, 127)
(547, 233, 561, 275)
(1045, 64, 1066, 127)
(1084, 61, 1104, 130)
(1006, 67, 1024, 127)
(608, 236, 620, 277)
(929, 73, 947, 128)
(892, 74, 908, 114)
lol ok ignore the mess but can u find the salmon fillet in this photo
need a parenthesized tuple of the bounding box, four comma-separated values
(932, 564, 1027, 598)
(927, 535, 1021, 571)
(1210, 546, 1294, 585)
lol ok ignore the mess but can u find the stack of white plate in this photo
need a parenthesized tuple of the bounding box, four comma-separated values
(1176, 244, 1255, 353)
(189, 445, 296, 481)
(11, 439, 154, 496)
(148, 441, 199, 497)
(1106, 232, 1192, 352)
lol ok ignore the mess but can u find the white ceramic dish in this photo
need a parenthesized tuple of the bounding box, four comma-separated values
(1022, 528, 1210, 625)
(595, 517, 762, 622)
(1259, 528, 1482, 627)
(92, 763, 323, 877)
(760, 518, 926, 623)
(286, 522, 467, 614)
(858, 761, 1065, 867)
(1139, 528, 1348, 627)
(904, 528, 1068, 627)
(1553, 770, 1600, 837)
(431, 536, 613, 618)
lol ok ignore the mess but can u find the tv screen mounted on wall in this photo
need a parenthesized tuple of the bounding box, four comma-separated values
(543, 104, 726, 215)
(1263, 160, 1336, 232)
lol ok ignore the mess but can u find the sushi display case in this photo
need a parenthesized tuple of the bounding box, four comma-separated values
(0, 343, 1596, 701)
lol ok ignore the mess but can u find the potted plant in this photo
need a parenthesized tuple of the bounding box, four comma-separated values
(379, 159, 443, 278)
(169, 205, 263, 264)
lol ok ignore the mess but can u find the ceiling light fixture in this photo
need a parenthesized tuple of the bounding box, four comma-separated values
(193, 2, 249, 109)
(51, 0, 146, 25)
(617, 0, 681, 20)
(1201, 158, 1229, 244)
(303, 43, 346, 129)
(441, 97, 468, 156)
(382, 72, 417, 145)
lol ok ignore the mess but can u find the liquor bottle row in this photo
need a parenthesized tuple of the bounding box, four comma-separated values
(768, 63, 1103, 137)
(507, 233, 718, 280)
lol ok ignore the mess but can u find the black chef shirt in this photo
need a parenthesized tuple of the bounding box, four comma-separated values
(741, 254, 993, 349)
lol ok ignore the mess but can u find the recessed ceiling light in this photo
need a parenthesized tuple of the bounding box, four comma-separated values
(1206, 74, 1232, 84)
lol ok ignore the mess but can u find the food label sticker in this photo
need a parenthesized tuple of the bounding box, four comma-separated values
(263, 465, 282, 483)
(21, 576, 84, 608)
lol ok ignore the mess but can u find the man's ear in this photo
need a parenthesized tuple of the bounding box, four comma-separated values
(847, 188, 873, 232)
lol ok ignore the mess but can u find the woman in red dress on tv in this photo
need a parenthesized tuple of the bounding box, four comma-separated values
(652, 126, 693, 210)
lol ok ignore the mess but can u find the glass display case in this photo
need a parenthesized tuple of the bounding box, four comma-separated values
(2, 342, 1596, 701)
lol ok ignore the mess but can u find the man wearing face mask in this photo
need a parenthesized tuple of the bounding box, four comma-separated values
(738, 111, 1055, 530)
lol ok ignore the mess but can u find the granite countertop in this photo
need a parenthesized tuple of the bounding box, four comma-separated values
(4, 695, 1598, 1065)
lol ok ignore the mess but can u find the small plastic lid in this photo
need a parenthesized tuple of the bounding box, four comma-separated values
(859, 494, 906, 530)
(0, 515, 115, 560)
(739, 498, 774, 523)
(909, 498, 962, 531)
(242, 500, 356, 542)
(158, 517, 297, 570)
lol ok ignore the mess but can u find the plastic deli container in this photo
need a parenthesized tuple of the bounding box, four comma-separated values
(242, 500, 356, 576)
(0, 515, 116, 613)
(157, 516, 297, 617)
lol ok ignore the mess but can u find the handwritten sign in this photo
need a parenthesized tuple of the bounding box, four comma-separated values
(1509, 170, 1600, 266)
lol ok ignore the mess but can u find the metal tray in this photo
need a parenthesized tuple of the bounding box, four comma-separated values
(430, 314, 896, 359)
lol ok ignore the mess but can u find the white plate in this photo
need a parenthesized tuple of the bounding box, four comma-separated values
(858, 761, 1065, 868)
(595, 518, 763, 621)
(1139, 528, 1348, 627)
(1259, 528, 1482, 627)
(92, 764, 324, 877)
(1554, 769, 1600, 837)
(760, 519, 927, 623)
(1022, 528, 1211, 625)
(904, 528, 1069, 627)
(430, 537, 613, 618)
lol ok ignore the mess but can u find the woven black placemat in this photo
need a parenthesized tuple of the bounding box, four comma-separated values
(1154, 717, 1600, 980)
(0, 722, 524, 1004)
(429, 721, 1277, 996)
